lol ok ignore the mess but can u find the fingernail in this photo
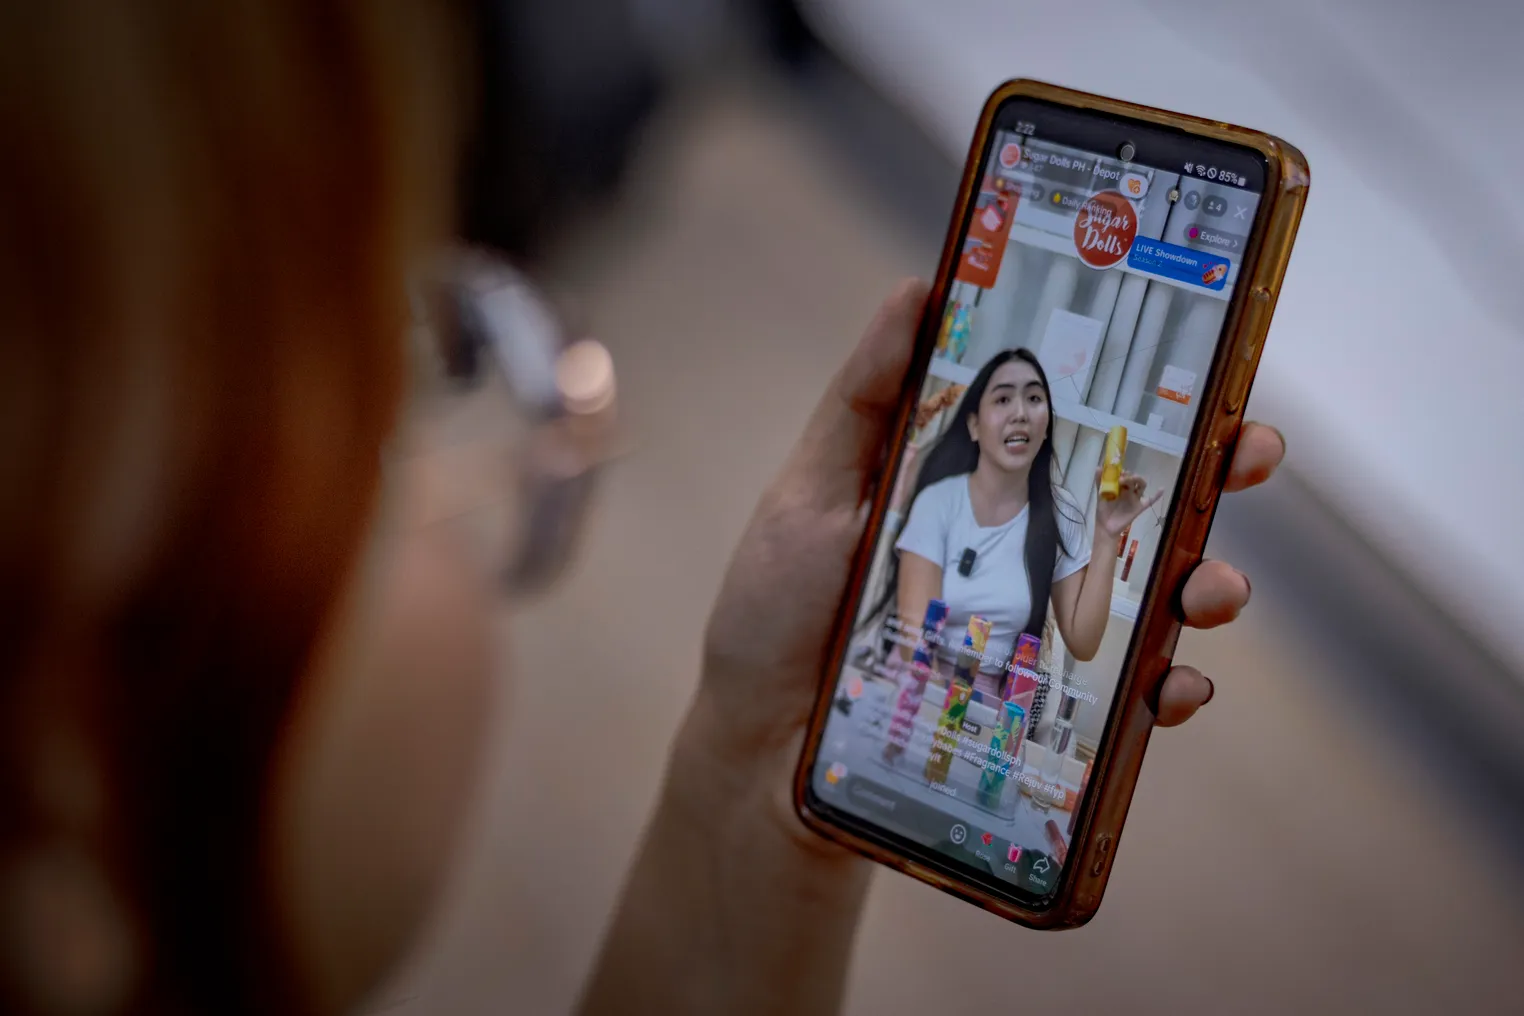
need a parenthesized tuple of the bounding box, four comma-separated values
(1201, 676, 1216, 706)
(1268, 425, 1287, 455)
(1238, 569, 1252, 604)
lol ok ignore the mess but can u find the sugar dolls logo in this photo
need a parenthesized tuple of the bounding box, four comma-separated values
(1073, 190, 1138, 269)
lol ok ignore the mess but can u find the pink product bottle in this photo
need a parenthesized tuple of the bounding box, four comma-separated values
(882, 599, 950, 763)
(1001, 633, 1042, 695)
(999, 632, 1042, 759)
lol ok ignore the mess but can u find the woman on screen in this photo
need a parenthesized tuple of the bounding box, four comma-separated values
(882, 349, 1161, 695)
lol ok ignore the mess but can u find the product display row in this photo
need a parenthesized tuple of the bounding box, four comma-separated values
(835, 602, 1094, 859)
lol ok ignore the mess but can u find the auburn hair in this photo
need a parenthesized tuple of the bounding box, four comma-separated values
(0, 4, 460, 1012)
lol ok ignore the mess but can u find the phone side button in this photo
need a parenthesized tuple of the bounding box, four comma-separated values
(1089, 834, 1113, 877)
(1224, 287, 1272, 414)
(1223, 344, 1254, 415)
(1192, 442, 1224, 512)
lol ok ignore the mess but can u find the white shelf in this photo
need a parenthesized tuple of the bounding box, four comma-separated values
(927, 357, 977, 386)
(1006, 221, 1085, 260)
(1049, 398, 1188, 457)
(926, 358, 1188, 458)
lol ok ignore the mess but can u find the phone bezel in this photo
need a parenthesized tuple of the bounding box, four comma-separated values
(795, 79, 1309, 927)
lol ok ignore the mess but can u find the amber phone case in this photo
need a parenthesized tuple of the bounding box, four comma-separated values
(794, 79, 1309, 929)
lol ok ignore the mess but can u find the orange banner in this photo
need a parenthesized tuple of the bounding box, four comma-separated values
(955, 175, 1020, 288)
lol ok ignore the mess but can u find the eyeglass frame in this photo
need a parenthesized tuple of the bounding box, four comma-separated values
(410, 247, 617, 595)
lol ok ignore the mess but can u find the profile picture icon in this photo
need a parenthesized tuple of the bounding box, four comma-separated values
(999, 141, 1022, 168)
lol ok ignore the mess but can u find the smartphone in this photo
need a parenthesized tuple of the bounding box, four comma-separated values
(795, 80, 1308, 929)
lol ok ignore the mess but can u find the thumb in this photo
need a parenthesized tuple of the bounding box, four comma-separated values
(784, 278, 929, 511)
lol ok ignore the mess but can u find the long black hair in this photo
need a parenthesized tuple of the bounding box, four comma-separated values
(867, 348, 1082, 644)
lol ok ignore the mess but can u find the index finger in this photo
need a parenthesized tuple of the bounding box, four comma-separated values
(1223, 422, 1286, 493)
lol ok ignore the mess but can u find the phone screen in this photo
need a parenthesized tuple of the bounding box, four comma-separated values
(808, 99, 1269, 906)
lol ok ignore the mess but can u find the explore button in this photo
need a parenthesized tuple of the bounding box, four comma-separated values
(1186, 224, 1246, 255)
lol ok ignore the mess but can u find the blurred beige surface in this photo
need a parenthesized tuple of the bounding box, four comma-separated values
(376, 79, 1523, 1016)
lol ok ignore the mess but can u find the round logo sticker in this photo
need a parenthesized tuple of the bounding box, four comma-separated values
(998, 141, 1022, 169)
(1073, 190, 1138, 269)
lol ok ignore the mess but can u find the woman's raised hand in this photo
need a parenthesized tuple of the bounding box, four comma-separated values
(1093, 469, 1165, 537)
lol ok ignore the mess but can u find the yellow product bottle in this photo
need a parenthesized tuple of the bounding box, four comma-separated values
(935, 302, 958, 353)
(1099, 425, 1128, 500)
(924, 682, 972, 786)
(924, 616, 989, 785)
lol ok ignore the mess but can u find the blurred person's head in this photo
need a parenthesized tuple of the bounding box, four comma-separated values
(0, 3, 649, 1013)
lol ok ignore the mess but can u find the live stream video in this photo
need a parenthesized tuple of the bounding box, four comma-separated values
(812, 130, 1263, 897)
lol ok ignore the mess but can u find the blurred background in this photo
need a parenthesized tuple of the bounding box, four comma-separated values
(382, 1, 1524, 1012)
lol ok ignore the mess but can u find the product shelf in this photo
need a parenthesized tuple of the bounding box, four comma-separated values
(926, 358, 1187, 457)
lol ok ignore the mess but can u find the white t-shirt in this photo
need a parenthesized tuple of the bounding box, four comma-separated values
(895, 475, 1091, 673)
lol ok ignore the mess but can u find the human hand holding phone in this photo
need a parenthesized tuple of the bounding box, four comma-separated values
(583, 280, 1284, 1016)
(698, 278, 1282, 811)
(789, 81, 1305, 929)
(588, 75, 1305, 1011)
